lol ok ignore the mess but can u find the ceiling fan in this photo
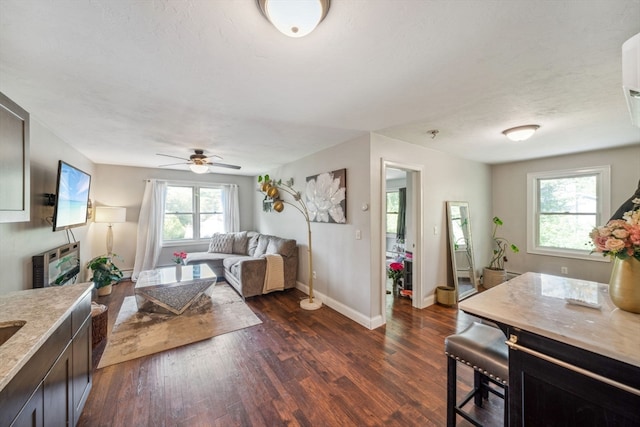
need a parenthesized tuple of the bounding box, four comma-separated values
(157, 149, 241, 173)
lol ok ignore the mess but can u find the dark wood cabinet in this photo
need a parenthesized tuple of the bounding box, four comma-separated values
(508, 328, 640, 426)
(11, 384, 43, 427)
(43, 344, 72, 427)
(1, 291, 92, 427)
(71, 312, 92, 423)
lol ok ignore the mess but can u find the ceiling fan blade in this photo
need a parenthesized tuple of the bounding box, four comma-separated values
(157, 153, 190, 161)
(158, 162, 189, 167)
(209, 162, 241, 170)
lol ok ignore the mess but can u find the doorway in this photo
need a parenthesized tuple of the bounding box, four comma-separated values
(381, 161, 423, 323)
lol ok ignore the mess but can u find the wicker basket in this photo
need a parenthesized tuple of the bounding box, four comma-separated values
(436, 286, 456, 306)
(91, 306, 108, 348)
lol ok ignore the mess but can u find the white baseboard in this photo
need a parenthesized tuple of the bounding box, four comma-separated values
(295, 282, 378, 329)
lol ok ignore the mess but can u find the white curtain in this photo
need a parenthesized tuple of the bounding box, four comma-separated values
(222, 184, 240, 232)
(132, 180, 166, 280)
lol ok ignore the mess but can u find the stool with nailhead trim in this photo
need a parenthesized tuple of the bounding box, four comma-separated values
(444, 322, 509, 426)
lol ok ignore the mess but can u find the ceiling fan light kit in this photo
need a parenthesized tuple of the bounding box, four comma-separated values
(156, 149, 241, 172)
(502, 124, 540, 142)
(189, 164, 209, 174)
(257, 0, 330, 38)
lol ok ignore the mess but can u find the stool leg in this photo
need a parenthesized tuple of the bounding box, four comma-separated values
(447, 356, 457, 427)
(503, 385, 509, 427)
(473, 370, 486, 407)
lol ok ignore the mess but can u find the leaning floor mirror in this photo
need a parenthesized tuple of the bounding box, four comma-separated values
(446, 201, 479, 300)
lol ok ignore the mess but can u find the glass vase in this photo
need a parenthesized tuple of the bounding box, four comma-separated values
(608, 257, 640, 314)
(175, 264, 182, 282)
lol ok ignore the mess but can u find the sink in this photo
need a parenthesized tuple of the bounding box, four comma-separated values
(0, 321, 26, 346)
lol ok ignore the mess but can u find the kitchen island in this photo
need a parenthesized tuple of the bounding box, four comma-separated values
(459, 272, 640, 426)
(0, 282, 94, 426)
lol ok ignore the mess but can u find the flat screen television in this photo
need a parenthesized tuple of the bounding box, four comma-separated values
(52, 160, 91, 231)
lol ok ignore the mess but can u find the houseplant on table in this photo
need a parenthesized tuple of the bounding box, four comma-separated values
(590, 197, 640, 313)
(483, 216, 519, 288)
(87, 254, 123, 296)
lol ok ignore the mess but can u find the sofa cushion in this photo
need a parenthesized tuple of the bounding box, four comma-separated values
(231, 231, 249, 254)
(247, 232, 260, 256)
(208, 233, 234, 254)
(253, 235, 270, 257)
(265, 236, 297, 258)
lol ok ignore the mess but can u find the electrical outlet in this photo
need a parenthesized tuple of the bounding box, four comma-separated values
(355, 229, 361, 240)
(561, 266, 568, 275)
(313, 271, 317, 279)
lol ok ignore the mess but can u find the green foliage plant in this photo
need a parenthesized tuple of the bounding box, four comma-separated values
(487, 217, 519, 270)
(87, 255, 123, 288)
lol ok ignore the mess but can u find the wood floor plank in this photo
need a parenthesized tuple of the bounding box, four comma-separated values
(78, 281, 500, 426)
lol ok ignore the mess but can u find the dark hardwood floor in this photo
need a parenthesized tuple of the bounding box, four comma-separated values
(79, 281, 503, 426)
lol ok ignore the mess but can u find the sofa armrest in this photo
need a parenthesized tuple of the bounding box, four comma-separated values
(236, 257, 267, 298)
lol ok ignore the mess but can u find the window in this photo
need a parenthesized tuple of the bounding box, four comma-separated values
(163, 184, 224, 242)
(527, 166, 610, 260)
(386, 191, 399, 234)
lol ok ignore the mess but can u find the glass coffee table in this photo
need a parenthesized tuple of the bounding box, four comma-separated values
(135, 264, 217, 315)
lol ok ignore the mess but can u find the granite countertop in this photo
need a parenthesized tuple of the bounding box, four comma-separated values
(459, 272, 640, 369)
(0, 282, 93, 391)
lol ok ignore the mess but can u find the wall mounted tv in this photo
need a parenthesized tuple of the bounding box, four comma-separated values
(52, 160, 92, 232)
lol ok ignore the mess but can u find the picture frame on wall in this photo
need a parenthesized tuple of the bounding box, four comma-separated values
(305, 168, 347, 224)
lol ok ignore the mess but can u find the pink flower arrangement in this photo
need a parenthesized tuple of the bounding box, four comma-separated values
(172, 251, 187, 265)
(387, 262, 404, 283)
(590, 198, 640, 261)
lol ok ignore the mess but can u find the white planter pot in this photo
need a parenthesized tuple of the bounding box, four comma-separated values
(483, 268, 507, 289)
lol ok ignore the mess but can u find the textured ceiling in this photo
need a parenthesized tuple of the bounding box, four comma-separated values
(1, 0, 639, 176)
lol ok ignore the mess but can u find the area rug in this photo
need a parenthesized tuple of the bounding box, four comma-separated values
(97, 282, 261, 368)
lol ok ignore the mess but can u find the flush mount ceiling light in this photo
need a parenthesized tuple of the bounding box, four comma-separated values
(502, 125, 540, 142)
(189, 163, 209, 174)
(257, 0, 330, 38)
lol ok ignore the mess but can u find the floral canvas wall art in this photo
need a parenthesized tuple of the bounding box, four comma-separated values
(306, 169, 347, 223)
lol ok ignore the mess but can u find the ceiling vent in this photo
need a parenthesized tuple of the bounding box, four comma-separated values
(622, 32, 640, 127)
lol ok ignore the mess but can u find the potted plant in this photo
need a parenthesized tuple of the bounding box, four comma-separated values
(483, 217, 519, 288)
(87, 254, 123, 296)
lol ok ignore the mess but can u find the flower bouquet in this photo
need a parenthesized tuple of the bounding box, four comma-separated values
(387, 262, 404, 284)
(589, 198, 640, 261)
(590, 197, 640, 313)
(172, 251, 187, 265)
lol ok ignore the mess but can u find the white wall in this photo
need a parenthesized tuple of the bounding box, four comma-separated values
(255, 135, 374, 327)
(492, 144, 640, 283)
(370, 134, 492, 318)
(90, 164, 256, 273)
(0, 118, 95, 293)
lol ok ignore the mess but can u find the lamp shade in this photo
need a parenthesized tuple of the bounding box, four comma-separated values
(502, 125, 540, 142)
(95, 206, 126, 224)
(258, 0, 330, 38)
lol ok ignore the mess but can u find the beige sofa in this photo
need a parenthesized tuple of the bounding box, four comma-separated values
(185, 231, 298, 298)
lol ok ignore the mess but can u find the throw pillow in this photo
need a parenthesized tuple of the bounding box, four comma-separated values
(208, 233, 234, 254)
(252, 236, 270, 257)
(232, 231, 249, 254)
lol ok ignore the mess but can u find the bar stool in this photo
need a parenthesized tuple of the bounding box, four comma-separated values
(444, 322, 509, 426)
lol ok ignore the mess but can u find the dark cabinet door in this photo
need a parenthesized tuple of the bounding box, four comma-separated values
(508, 330, 640, 426)
(10, 383, 43, 427)
(43, 343, 72, 427)
(72, 317, 92, 425)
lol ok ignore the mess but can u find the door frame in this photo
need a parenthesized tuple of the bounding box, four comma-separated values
(381, 160, 424, 323)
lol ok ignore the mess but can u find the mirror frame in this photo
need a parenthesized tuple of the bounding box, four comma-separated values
(446, 201, 478, 300)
